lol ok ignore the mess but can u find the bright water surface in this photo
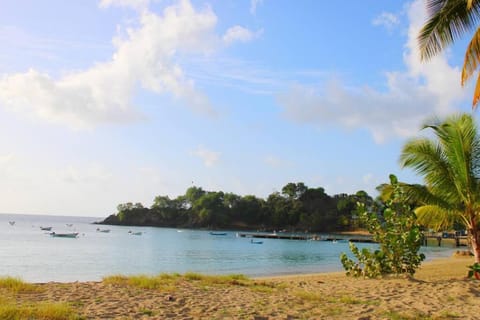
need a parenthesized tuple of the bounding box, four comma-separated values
(0, 214, 457, 282)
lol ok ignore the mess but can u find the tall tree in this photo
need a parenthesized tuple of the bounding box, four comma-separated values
(418, 0, 480, 108)
(400, 113, 480, 262)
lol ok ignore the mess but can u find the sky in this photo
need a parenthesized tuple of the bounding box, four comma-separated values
(0, 0, 476, 217)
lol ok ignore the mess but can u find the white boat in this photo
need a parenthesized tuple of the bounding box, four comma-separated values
(128, 231, 142, 236)
(40, 226, 52, 231)
(96, 228, 111, 233)
(50, 232, 78, 238)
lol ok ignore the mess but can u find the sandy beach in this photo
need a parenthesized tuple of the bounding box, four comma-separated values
(2, 255, 479, 319)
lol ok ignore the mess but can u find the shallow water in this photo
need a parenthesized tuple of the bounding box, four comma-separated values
(0, 214, 457, 282)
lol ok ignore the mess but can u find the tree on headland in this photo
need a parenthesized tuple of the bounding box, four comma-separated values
(400, 113, 480, 263)
(418, 0, 480, 108)
(101, 182, 373, 232)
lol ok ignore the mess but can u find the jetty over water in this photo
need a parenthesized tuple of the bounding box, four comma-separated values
(236, 232, 375, 243)
(237, 232, 310, 241)
(237, 232, 468, 247)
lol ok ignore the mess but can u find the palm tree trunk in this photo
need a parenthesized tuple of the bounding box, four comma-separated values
(469, 217, 480, 263)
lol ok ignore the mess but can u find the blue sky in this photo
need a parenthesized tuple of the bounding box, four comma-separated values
(0, 0, 475, 217)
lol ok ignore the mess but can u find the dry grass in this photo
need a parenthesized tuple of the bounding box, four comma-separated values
(0, 301, 83, 320)
(0, 277, 40, 294)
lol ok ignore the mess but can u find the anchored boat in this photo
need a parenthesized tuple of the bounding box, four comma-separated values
(50, 232, 79, 238)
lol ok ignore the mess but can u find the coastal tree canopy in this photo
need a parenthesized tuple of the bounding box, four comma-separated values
(102, 182, 374, 232)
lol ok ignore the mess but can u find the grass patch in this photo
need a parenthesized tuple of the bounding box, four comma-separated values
(382, 310, 433, 320)
(103, 272, 276, 294)
(0, 301, 83, 320)
(293, 291, 326, 302)
(335, 295, 380, 306)
(139, 308, 154, 316)
(324, 305, 345, 316)
(436, 311, 462, 319)
(250, 285, 274, 294)
(103, 273, 181, 291)
(183, 273, 249, 286)
(0, 277, 40, 294)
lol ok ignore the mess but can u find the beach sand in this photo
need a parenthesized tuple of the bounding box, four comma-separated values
(4, 255, 480, 319)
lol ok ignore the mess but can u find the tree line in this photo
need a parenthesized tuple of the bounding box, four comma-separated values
(101, 182, 374, 232)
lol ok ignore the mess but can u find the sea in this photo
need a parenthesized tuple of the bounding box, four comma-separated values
(0, 213, 458, 283)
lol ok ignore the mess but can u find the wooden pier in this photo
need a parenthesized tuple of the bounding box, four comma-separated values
(236, 233, 375, 243)
(237, 233, 310, 241)
(422, 234, 468, 247)
(237, 232, 469, 247)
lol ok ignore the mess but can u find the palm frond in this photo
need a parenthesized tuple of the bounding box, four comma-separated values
(415, 205, 459, 231)
(400, 138, 461, 203)
(461, 27, 480, 85)
(402, 183, 453, 209)
(473, 71, 480, 108)
(419, 0, 480, 61)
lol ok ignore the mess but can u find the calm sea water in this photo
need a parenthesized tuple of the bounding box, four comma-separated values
(0, 214, 457, 283)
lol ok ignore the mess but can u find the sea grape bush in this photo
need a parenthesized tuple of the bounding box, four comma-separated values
(340, 174, 425, 278)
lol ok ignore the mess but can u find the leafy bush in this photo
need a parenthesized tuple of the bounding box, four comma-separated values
(340, 174, 425, 278)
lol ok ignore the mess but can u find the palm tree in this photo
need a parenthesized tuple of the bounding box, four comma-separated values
(400, 113, 480, 262)
(418, 0, 480, 108)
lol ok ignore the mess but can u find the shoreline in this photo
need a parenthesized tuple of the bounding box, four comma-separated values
(2, 255, 479, 319)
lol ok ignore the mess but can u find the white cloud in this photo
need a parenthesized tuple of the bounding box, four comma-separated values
(191, 145, 220, 167)
(250, 0, 263, 15)
(372, 12, 400, 31)
(63, 164, 113, 184)
(223, 26, 261, 45)
(0, 0, 232, 128)
(278, 0, 466, 144)
(99, 0, 150, 11)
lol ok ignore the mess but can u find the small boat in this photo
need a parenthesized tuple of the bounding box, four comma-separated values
(209, 232, 227, 236)
(128, 231, 142, 236)
(40, 226, 52, 231)
(8, 221, 15, 226)
(96, 228, 111, 233)
(251, 239, 263, 244)
(50, 232, 78, 238)
(66, 223, 73, 227)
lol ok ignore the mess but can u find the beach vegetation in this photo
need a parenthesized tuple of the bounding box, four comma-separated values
(0, 300, 83, 320)
(399, 114, 480, 264)
(418, 0, 480, 109)
(139, 308, 154, 316)
(292, 290, 326, 302)
(183, 273, 252, 287)
(340, 174, 425, 277)
(102, 273, 181, 291)
(467, 262, 480, 279)
(0, 276, 40, 294)
(336, 295, 380, 306)
(103, 272, 274, 292)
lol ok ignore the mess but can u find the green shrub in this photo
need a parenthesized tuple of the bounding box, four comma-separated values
(340, 174, 425, 278)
